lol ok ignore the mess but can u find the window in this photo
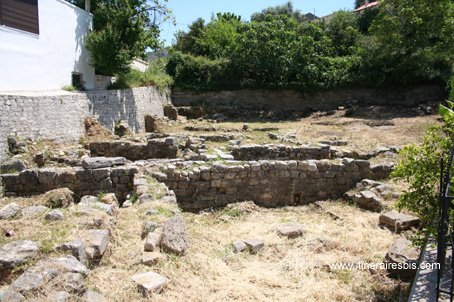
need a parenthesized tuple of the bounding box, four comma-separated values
(0, 0, 39, 34)
(72, 72, 85, 90)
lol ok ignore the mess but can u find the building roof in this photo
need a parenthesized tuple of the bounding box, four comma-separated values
(354, 1, 379, 12)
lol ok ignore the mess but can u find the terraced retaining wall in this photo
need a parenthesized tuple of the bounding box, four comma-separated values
(153, 159, 394, 211)
(172, 85, 446, 112)
(0, 166, 138, 202)
(0, 87, 170, 161)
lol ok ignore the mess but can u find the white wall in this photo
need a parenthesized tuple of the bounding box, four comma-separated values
(130, 58, 149, 72)
(0, 0, 95, 91)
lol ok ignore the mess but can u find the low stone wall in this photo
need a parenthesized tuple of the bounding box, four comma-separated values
(153, 159, 394, 211)
(231, 144, 331, 161)
(172, 85, 446, 115)
(89, 138, 178, 161)
(0, 87, 170, 162)
(0, 166, 138, 202)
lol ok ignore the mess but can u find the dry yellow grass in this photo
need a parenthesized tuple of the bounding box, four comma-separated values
(161, 111, 437, 153)
(77, 200, 407, 302)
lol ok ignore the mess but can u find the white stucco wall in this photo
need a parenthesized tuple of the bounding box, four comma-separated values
(130, 59, 149, 72)
(0, 0, 95, 91)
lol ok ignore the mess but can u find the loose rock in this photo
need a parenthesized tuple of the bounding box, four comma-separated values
(45, 209, 64, 221)
(21, 205, 48, 217)
(131, 271, 168, 297)
(276, 223, 304, 239)
(57, 240, 88, 267)
(144, 231, 162, 252)
(0, 240, 40, 272)
(141, 221, 159, 239)
(353, 190, 383, 212)
(160, 217, 188, 255)
(42, 188, 74, 209)
(379, 211, 420, 232)
(232, 240, 247, 253)
(244, 239, 264, 254)
(384, 238, 420, 279)
(142, 252, 164, 266)
(83, 230, 110, 262)
(0, 203, 20, 220)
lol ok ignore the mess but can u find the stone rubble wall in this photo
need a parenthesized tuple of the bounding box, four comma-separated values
(0, 166, 138, 202)
(172, 85, 446, 111)
(231, 144, 331, 161)
(87, 87, 170, 133)
(0, 87, 170, 162)
(89, 138, 178, 161)
(153, 159, 395, 211)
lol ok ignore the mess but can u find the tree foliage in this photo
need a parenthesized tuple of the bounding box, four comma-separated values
(168, 0, 453, 92)
(251, 1, 309, 23)
(361, 0, 454, 86)
(83, 0, 170, 76)
(393, 81, 454, 242)
(324, 10, 360, 56)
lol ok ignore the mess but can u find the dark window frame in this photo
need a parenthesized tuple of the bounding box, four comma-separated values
(0, 0, 39, 35)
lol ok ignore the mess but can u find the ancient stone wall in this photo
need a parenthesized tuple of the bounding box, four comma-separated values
(89, 138, 178, 161)
(0, 87, 170, 162)
(0, 166, 138, 202)
(153, 159, 394, 211)
(172, 85, 446, 113)
(231, 144, 331, 161)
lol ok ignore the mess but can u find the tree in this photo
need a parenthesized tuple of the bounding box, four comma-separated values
(354, 0, 366, 9)
(360, 0, 454, 86)
(232, 15, 337, 89)
(324, 10, 360, 56)
(174, 18, 206, 56)
(251, 1, 308, 23)
(174, 13, 242, 60)
(83, 0, 171, 76)
(194, 13, 242, 60)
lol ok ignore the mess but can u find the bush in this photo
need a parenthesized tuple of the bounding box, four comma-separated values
(166, 51, 237, 91)
(393, 77, 454, 243)
(108, 58, 173, 91)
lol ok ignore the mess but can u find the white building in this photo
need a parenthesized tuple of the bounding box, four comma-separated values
(0, 0, 95, 91)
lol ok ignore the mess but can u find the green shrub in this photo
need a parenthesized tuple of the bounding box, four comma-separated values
(393, 77, 454, 244)
(108, 58, 173, 91)
(166, 51, 237, 91)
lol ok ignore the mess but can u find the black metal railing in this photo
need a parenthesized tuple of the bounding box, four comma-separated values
(436, 143, 454, 301)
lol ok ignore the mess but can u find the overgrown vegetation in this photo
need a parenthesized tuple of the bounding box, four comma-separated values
(68, 0, 171, 76)
(108, 58, 173, 91)
(393, 77, 454, 243)
(168, 0, 453, 91)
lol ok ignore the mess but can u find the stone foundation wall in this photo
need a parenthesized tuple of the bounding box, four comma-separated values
(89, 138, 178, 161)
(153, 159, 394, 211)
(0, 166, 138, 202)
(231, 144, 331, 161)
(0, 87, 170, 162)
(172, 85, 446, 114)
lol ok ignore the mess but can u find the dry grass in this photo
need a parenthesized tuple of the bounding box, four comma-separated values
(80, 201, 409, 302)
(161, 111, 437, 152)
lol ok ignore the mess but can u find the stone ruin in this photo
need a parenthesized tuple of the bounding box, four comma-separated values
(0, 112, 422, 299)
